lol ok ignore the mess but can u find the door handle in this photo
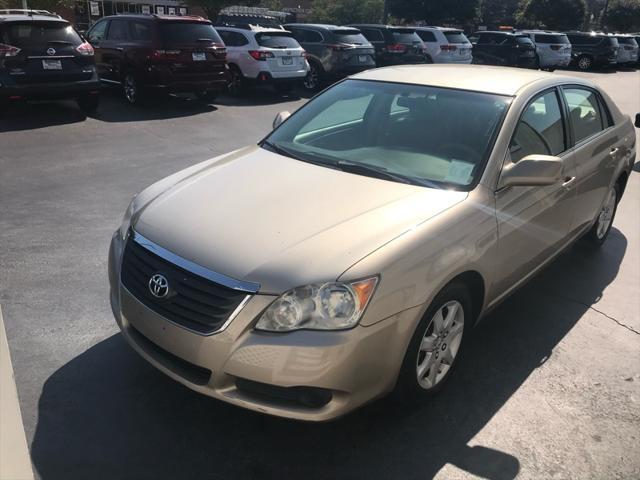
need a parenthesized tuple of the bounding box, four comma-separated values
(562, 176, 576, 188)
(609, 147, 619, 156)
(116, 47, 124, 52)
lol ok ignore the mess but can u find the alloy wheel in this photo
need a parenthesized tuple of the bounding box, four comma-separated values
(578, 56, 592, 70)
(416, 300, 465, 390)
(228, 69, 243, 96)
(303, 63, 319, 91)
(124, 74, 137, 104)
(596, 187, 617, 239)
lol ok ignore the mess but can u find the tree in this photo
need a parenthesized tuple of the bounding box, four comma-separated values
(478, 0, 520, 25)
(604, 0, 640, 31)
(516, 0, 587, 30)
(387, 0, 479, 25)
(309, 0, 384, 24)
(185, 0, 260, 22)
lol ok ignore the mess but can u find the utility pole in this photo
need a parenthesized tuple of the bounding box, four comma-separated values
(383, 0, 389, 23)
(600, 0, 610, 29)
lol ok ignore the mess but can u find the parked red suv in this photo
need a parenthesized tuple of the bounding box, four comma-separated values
(86, 15, 228, 105)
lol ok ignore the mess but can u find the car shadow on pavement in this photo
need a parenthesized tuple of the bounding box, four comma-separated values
(30, 229, 627, 480)
(0, 101, 87, 132)
(215, 88, 303, 108)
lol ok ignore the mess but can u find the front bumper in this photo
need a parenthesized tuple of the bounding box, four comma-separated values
(108, 232, 418, 421)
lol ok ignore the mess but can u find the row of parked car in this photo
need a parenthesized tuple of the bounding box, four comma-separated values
(1, 9, 638, 112)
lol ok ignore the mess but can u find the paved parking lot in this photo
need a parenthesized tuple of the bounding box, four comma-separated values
(1, 69, 639, 480)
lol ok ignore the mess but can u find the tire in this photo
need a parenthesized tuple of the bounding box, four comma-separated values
(227, 66, 245, 96)
(122, 71, 145, 106)
(77, 93, 99, 113)
(394, 282, 472, 403)
(585, 183, 619, 247)
(303, 60, 322, 92)
(576, 54, 593, 71)
(196, 90, 217, 103)
(425, 54, 434, 64)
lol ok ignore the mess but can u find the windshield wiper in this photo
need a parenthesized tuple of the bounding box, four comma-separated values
(262, 140, 306, 161)
(336, 161, 420, 186)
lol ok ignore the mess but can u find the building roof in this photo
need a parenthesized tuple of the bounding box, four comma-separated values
(351, 64, 588, 96)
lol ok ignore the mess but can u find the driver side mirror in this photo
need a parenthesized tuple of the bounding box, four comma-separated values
(498, 154, 564, 190)
(635, 113, 640, 128)
(273, 111, 291, 130)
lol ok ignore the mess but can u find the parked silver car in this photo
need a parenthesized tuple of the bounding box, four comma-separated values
(614, 35, 639, 66)
(519, 30, 572, 70)
(108, 65, 636, 421)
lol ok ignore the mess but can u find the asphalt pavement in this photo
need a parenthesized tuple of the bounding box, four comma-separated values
(0, 70, 639, 480)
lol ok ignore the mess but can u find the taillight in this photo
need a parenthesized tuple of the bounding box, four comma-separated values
(550, 44, 562, 51)
(327, 43, 351, 51)
(76, 41, 94, 56)
(385, 43, 408, 53)
(151, 49, 181, 61)
(440, 44, 457, 52)
(248, 50, 274, 61)
(0, 43, 21, 58)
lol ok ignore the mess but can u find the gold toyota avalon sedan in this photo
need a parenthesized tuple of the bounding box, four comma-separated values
(108, 65, 637, 421)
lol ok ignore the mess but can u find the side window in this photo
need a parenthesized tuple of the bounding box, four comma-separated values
(563, 88, 605, 144)
(286, 28, 302, 42)
(510, 90, 566, 162)
(218, 30, 233, 46)
(87, 20, 108, 42)
(129, 21, 152, 42)
(417, 31, 436, 42)
(303, 29, 323, 43)
(107, 19, 128, 41)
(597, 95, 614, 128)
(234, 32, 249, 46)
(361, 28, 384, 42)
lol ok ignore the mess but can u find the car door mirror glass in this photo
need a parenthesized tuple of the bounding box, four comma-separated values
(498, 154, 563, 189)
(273, 111, 291, 129)
(635, 113, 640, 128)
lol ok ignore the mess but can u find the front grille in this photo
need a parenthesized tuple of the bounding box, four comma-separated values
(121, 235, 248, 334)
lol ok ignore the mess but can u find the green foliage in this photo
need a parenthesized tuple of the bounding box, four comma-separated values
(478, 0, 520, 25)
(516, 0, 587, 30)
(309, 0, 384, 24)
(387, 0, 478, 25)
(185, 0, 260, 21)
(604, 0, 640, 31)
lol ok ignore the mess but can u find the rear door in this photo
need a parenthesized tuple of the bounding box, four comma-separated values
(157, 20, 226, 79)
(101, 18, 129, 82)
(86, 18, 110, 79)
(1, 20, 94, 85)
(254, 31, 305, 75)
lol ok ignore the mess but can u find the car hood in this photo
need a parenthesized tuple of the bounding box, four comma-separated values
(133, 146, 467, 293)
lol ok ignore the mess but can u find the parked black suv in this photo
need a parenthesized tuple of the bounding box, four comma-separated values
(283, 24, 375, 91)
(564, 32, 619, 70)
(349, 24, 425, 67)
(471, 31, 537, 68)
(0, 9, 100, 111)
(86, 14, 228, 105)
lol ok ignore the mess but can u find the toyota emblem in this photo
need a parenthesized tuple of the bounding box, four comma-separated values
(46, 47, 56, 56)
(148, 273, 169, 299)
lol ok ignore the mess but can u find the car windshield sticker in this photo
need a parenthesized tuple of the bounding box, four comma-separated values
(444, 160, 475, 185)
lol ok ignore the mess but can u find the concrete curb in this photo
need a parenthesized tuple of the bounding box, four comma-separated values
(0, 305, 34, 480)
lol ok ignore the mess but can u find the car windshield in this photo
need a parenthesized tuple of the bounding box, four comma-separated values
(264, 79, 511, 190)
(158, 22, 222, 44)
(333, 30, 368, 45)
(256, 32, 300, 48)
(443, 31, 469, 44)
(1, 21, 82, 47)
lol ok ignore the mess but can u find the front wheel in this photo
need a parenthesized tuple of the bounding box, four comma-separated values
(585, 184, 619, 246)
(394, 282, 471, 402)
(576, 55, 593, 71)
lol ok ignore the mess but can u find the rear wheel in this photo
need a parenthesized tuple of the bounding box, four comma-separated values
(394, 282, 471, 402)
(123, 72, 145, 106)
(576, 54, 593, 71)
(77, 93, 99, 113)
(227, 66, 245, 96)
(585, 184, 619, 246)
(303, 60, 322, 92)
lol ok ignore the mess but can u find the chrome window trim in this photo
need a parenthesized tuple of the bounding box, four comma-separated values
(131, 230, 260, 293)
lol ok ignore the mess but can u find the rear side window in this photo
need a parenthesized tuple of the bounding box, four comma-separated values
(333, 30, 368, 45)
(478, 33, 508, 45)
(563, 88, 605, 144)
(510, 90, 566, 161)
(416, 30, 437, 42)
(129, 21, 153, 41)
(255, 32, 300, 49)
(535, 33, 569, 44)
(1, 21, 82, 47)
(604, 37, 619, 48)
(392, 29, 420, 43)
(360, 28, 384, 42)
(107, 19, 128, 41)
(217, 30, 248, 47)
(158, 22, 222, 44)
(443, 31, 469, 43)
(298, 29, 323, 43)
(516, 36, 534, 46)
(87, 20, 108, 42)
(617, 37, 638, 46)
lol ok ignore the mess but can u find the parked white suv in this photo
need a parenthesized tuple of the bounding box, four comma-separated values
(413, 27, 472, 64)
(215, 26, 309, 94)
(519, 31, 572, 71)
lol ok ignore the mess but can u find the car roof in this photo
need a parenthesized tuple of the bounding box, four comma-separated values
(476, 30, 523, 36)
(283, 23, 359, 31)
(350, 24, 414, 29)
(216, 26, 288, 34)
(97, 14, 208, 22)
(351, 64, 588, 96)
(413, 26, 462, 32)
(0, 14, 67, 23)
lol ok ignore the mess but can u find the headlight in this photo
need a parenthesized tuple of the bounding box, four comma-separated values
(119, 198, 136, 240)
(255, 277, 379, 332)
